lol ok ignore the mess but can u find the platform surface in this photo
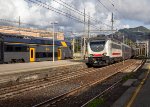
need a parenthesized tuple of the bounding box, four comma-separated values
(0, 59, 85, 76)
(131, 59, 150, 107)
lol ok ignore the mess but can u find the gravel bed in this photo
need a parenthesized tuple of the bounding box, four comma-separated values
(47, 60, 144, 107)
(51, 73, 127, 107)
(0, 59, 139, 107)
(0, 67, 94, 98)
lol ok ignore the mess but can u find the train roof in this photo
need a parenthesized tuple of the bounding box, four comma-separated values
(121, 43, 131, 48)
(88, 37, 122, 44)
(88, 37, 108, 41)
(0, 33, 71, 46)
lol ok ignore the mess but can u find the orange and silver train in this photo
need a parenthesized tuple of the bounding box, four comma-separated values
(0, 33, 72, 63)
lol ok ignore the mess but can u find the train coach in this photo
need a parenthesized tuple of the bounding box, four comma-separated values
(0, 33, 72, 63)
(87, 37, 133, 66)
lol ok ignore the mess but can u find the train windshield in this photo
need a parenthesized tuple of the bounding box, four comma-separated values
(90, 40, 105, 52)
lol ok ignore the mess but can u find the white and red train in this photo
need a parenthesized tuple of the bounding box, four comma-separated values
(87, 37, 136, 66)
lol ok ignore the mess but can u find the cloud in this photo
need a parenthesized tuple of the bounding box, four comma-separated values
(115, 0, 150, 24)
(0, 0, 149, 35)
(123, 24, 130, 29)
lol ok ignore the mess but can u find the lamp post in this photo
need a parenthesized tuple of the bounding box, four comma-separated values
(51, 21, 58, 62)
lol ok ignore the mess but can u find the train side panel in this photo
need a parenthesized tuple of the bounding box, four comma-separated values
(122, 44, 132, 59)
(35, 45, 58, 62)
(4, 43, 29, 63)
(108, 40, 122, 63)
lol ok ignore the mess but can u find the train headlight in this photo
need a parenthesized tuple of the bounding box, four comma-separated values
(89, 54, 93, 57)
(103, 53, 107, 56)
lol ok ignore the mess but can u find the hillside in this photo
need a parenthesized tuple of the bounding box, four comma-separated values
(117, 26, 150, 41)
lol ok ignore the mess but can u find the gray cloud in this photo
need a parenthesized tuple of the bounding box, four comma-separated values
(114, 0, 150, 24)
(0, 0, 150, 35)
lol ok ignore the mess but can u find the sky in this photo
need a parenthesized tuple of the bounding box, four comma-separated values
(0, 0, 150, 35)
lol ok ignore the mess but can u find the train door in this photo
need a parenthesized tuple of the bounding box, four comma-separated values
(30, 48, 35, 62)
(58, 48, 61, 60)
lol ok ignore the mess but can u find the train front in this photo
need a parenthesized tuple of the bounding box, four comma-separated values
(87, 39, 108, 66)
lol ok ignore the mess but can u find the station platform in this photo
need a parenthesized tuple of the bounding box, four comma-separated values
(0, 59, 87, 87)
(112, 59, 150, 107)
(131, 61, 150, 107)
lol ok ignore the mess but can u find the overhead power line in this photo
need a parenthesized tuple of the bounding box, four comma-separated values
(0, 18, 41, 27)
(52, 0, 112, 27)
(53, 0, 83, 17)
(29, 0, 84, 23)
(106, 0, 127, 20)
(25, 0, 105, 30)
(97, 0, 111, 12)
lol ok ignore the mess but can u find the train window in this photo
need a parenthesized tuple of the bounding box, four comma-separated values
(5, 45, 28, 52)
(31, 50, 33, 58)
(112, 44, 121, 49)
(5, 45, 13, 52)
(36, 52, 54, 58)
(15, 47, 21, 52)
(36, 53, 39, 58)
(35, 52, 58, 58)
(55, 52, 58, 57)
(90, 40, 105, 52)
(43, 53, 46, 57)
(36, 53, 42, 58)
(48, 53, 53, 57)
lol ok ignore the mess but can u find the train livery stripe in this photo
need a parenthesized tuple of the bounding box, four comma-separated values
(93, 54, 102, 57)
(112, 53, 121, 55)
(61, 42, 67, 47)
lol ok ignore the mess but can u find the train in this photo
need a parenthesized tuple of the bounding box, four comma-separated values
(0, 33, 73, 63)
(87, 37, 136, 66)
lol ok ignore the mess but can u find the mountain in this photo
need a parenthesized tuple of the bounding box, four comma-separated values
(117, 26, 150, 42)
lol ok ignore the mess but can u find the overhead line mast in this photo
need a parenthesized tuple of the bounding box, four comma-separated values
(52, 0, 112, 27)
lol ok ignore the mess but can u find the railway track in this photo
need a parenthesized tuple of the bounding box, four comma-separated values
(81, 60, 144, 107)
(32, 59, 143, 107)
(0, 59, 142, 107)
(0, 67, 96, 100)
(0, 60, 130, 100)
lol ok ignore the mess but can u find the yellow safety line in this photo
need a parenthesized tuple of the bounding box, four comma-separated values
(125, 70, 150, 107)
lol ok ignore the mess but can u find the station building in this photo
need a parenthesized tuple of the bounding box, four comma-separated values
(0, 26, 64, 40)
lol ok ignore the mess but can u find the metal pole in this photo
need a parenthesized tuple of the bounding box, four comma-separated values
(123, 34, 125, 65)
(53, 22, 55, 62)
(72, 35, 75, 56)
(83, 8, 86, 59)
(148, 41, 149, 57)
(145, 43, 147, 57)
(111, 13, 114, 38)
(111, 13, 114, 31)
(88, 13, 90, 39)
(19, 16, 20, 35)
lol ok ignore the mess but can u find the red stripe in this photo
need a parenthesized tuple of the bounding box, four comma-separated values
(93, 54, 102, 57)
(112, 53, 121, 55)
